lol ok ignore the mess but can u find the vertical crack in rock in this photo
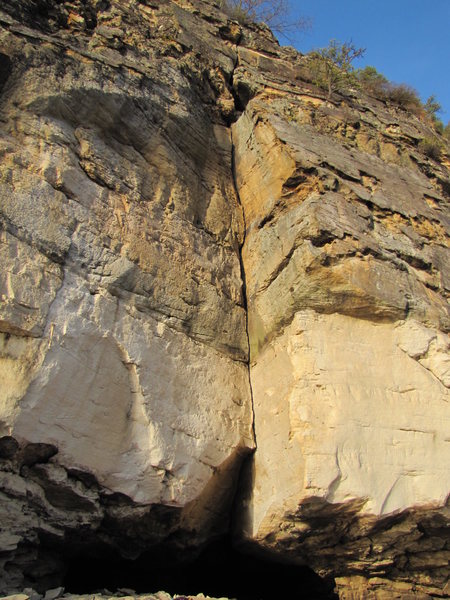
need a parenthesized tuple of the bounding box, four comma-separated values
(227, 38, 256, 448)
(231, 125, 257, 450)
(227, 40, 256, 451)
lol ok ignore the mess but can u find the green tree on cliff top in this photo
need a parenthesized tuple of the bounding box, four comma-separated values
(308, 40, 365, 99)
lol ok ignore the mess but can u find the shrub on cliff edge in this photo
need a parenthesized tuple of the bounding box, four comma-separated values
(308, 40, 365, 99)
(419, 137, 444, 161)
(220, 0, 308, 37)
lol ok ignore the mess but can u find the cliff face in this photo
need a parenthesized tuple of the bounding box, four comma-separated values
(0, 0, 448, 597)
(0, 0, 255, 590)
(231, 50, 450, 598)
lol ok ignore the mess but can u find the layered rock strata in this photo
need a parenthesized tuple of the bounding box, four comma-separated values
(0, 0, 449, 597)
(232, 43, 450, 596)
(0, 0, 255, 592)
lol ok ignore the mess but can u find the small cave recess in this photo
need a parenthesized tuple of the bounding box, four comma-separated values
(62, 537, 338, 600)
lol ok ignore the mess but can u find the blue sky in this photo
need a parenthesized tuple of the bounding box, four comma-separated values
(280, 0, 450, 122)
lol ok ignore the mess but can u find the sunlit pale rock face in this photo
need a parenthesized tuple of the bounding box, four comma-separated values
(0, 0, 449, 597)
(248, 312, 449, 518)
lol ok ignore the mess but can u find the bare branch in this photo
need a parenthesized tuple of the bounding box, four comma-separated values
(221, 0, 309, 37)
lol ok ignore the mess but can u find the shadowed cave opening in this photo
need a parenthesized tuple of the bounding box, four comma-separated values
(63, 537, 338, 599)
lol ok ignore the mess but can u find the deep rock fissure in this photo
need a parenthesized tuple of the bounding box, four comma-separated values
(230, 125, 257, 450)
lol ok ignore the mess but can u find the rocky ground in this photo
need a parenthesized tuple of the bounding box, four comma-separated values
(1, 591, 234, 600)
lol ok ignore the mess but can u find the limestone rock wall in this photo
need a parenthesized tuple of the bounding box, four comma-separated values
(0, 0, 255, 591)
(232, 45, 450, 594)
(0, 0, 449, 597)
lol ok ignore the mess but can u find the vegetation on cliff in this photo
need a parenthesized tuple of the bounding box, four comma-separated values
(220, 0, 308, 36)
(220, 4, 450, 144)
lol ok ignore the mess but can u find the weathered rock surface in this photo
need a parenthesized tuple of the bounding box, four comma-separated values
(0, 0, 449, 597)
(0, 0, 254, 592)
(232, 40, 450, 596)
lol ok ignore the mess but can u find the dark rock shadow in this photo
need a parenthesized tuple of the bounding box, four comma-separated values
(63, 535, 338, 600)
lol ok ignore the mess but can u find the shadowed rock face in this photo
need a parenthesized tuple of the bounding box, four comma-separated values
(0, 0, 449, 597)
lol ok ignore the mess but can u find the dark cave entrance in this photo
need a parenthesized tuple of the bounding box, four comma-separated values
(63, 537, 338, 600)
